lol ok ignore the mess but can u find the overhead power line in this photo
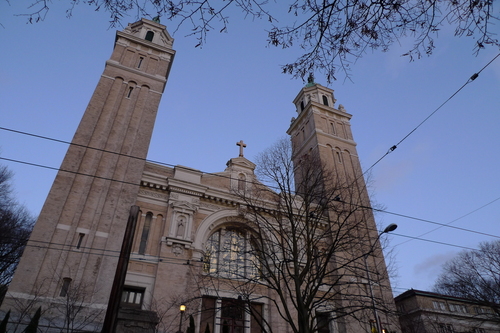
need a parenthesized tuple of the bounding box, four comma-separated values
(1, 154, 499, 241)
(2, 53, 500, 243)
(362, 52, 500, 176)
(391, 233, 477, 251)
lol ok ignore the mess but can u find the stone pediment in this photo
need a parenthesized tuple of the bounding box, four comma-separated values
(225, 156, 256, 174)
(170, 200, 198, 212)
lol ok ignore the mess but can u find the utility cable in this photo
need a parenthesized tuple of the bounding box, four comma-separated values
(391, 232, 477, 251)
(393, 195, 500, 247)
(10, 229, 481, 265)
(0, 126, 176, 169)
(362, 52, 500, 176)
(1, 154, 499, 240)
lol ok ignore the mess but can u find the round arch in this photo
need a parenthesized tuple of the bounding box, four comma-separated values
(192, 209, 255, 260)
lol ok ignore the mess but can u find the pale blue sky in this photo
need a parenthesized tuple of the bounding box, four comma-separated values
(1, 1, 499, 296)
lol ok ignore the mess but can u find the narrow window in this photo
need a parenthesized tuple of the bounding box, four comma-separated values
(322, 95, 329, 106)
(76, 233, 85, 249)
(59, 277, 72, 297)
(330, 123, 336, 135)
(316, 312, 331, 333)
(238, 173, 246, 192)
(145, 31, 154, 42)
(300, 101, 305, 111)
(127, 87, 133, 98)
(137, 56, 144, 68)
(336, 151, 342, 163)
(138, 213, 152, 255)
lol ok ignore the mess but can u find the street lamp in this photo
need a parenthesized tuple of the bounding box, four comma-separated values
(178, 304, 186, 333)
(365, 223, 397, 333)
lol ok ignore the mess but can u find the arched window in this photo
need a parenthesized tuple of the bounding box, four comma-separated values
(139, 213, 152, 254)
(204, 228, 259, 279)
(59, 277, 72, 297)
(145, 31, 154, 42)
(238, 173, 246, 192)
(322, 95, 329, 106)
(335, 151, 342, 163)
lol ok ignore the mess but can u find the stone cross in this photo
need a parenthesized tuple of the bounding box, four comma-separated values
(236, 140, 246, 157)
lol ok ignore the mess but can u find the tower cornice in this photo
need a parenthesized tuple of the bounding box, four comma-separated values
(287, 101, 352, 135)
(105, 60, 168, 85)
(116, 31, 175, 55)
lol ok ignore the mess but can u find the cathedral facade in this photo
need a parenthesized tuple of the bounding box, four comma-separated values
(1, 19, 398, 333)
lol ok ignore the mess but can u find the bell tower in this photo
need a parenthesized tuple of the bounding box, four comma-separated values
(4, 19, 175, 328)
(287, 78, 358, 179)
(287, 78, 398, 332)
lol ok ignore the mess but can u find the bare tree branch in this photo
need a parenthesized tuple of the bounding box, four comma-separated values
(434, 239, 500, 323)
(10, 0, 499, 82)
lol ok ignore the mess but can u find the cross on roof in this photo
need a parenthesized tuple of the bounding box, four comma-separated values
(236, 140, 247, 157)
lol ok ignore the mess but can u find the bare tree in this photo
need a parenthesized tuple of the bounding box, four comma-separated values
(200, 138, 397, 333)
(0, 165, 34, 303)
(2, 277, 104, 332)
(434, 239, 500, 323)
(12, 0, 499, 82)
(52, 279, 104, 333)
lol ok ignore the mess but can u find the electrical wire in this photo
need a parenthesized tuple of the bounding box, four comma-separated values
(1, 153, 499, 240)
(7, 228, 481, 267)
(393, 195, 500, 247)
(2, 53, 500, 250)
(361, 52, 500, 176)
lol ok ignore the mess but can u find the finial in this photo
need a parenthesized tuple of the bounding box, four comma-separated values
(152, 15, 161, 23)
(305, 73, 316, 87)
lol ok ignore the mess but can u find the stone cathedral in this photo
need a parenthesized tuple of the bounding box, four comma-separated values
(1, 19, 398, 333)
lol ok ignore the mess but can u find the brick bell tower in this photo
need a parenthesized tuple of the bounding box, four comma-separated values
(3, 18, 175, 329)
(287, 77, 398, 332)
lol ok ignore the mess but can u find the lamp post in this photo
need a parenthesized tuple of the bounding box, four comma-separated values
(365, 223, 397, 333)
(178, 305, 186, 333)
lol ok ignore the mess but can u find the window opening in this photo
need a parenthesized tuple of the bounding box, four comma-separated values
(330, 123, 336, 135)
(238, 174, 246, 192)
(449, 303, 467, 313)
(127, 87, 133, 98)
(300, 101, 305, 111)
(438, 323, 454, 333)
(59, 277, 72, 297)
(145, 31, 154, 42)
(322, 95, 329, 106)
(316, 312, 331, 333)
(432, 301, 446, 311)
(76, 233, 85, 249)
(336, 151, 342, 163)
(121, 286, 145, 309)
(139, 213, 152, 255)
(204, 228, 259, 279)
(137, 57, 144, 68)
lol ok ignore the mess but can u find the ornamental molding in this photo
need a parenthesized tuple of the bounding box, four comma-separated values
(138, 189, 169, 200)
(169, 200, 199, 212)
(199, 202, 222, 211)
